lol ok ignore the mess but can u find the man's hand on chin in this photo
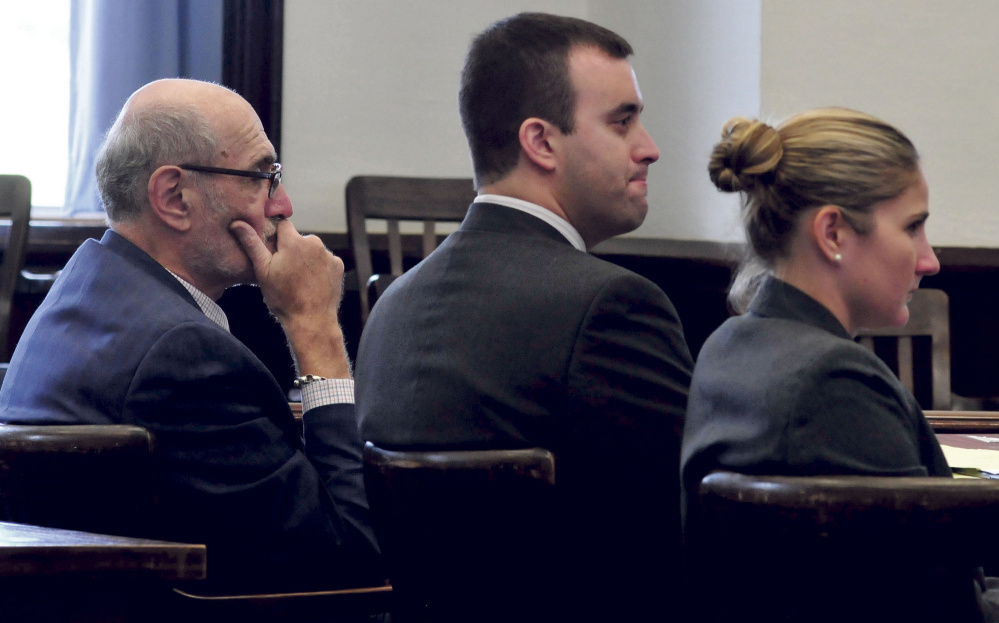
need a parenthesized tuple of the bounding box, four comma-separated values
(230, 219, 350, 378)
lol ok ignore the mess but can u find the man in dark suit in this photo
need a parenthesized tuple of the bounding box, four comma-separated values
(0, 79, 381, 593)
(356, 13, 693, 619)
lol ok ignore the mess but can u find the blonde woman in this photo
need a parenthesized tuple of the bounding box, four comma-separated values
(681, 108, 997, 622)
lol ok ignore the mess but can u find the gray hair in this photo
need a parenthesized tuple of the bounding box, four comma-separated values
(95, 104, 219, 224)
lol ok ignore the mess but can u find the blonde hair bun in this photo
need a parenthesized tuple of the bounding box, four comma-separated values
(708, 117, 783, 192)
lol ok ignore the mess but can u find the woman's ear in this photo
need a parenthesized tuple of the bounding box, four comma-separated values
(148, 165, 192, 232)
(811, 204, 850, 264)
(518, 117, 559, 172)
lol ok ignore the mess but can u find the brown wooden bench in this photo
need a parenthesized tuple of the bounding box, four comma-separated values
(0, 520, 204, 622)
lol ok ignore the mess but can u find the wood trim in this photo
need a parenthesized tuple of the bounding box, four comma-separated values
(927, 410, 999, 433)
(933, 247, 999, 269)
(8, 223, 999, 272)
(16, 220, 107, 254)
(0, 521, 206, 580)
(590, 236, 744, 264)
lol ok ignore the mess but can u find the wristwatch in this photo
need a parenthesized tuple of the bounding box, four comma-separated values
(293, 374, 327, 388)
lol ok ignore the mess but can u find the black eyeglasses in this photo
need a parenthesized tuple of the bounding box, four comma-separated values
(178, 162, 282, 199)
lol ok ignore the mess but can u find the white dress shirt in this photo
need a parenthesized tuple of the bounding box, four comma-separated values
(475, 194, 586, 251)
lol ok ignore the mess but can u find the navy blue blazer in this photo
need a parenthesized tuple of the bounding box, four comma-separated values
(356, 202, 694, 620)
(0, 230, 380, 593)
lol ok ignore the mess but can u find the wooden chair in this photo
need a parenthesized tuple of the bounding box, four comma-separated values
(345, 175, 475, 323)
(0, 176, 31, 360)
(856, 288, 952, 409)
(0, 424, 391, 622)
(0, 424, 156, 537)
(363, 442, 557, 623)
(0, 424, 202, 622)
(695, 471, 999, 622)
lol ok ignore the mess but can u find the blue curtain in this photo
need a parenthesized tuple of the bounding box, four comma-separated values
(65, 0, 222, 215)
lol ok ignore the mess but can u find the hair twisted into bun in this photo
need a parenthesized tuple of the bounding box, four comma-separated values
(708, 117, 783, 193)
(709, 107, 920, 311)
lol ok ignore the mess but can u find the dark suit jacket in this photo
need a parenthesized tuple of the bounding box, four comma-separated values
(681, 277, 950, 517)
(679, 277, 974, 622)
(356, 202, 694, 618)
(0, 231, 380, 593)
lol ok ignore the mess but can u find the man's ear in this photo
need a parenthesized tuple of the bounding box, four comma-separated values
(811, 204, 850, 264)
(148, 165, 192, 232)
(518, 117, 559, 172)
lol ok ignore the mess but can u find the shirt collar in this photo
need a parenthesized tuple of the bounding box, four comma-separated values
(166, 270, 231, 333)
(475, 194, 586, 251)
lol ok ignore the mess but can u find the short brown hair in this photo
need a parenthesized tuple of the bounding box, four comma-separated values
(459, 12, 632, 188)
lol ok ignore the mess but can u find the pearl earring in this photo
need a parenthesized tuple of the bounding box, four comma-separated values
(834, 253, 842, 262)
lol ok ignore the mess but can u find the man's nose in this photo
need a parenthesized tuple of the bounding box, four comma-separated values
(266, 184, 293, 219)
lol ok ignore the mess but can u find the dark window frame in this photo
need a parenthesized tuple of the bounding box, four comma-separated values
(223, 0, 283, 154)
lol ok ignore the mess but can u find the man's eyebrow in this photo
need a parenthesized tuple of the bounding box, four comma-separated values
(252, 154, 277, 169)
(608, 102, 641, 117)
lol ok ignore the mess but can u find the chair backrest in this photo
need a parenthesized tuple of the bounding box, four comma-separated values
(695, 471, 999, 622)
(345, 176, 475, 323)
(856, 287, 951, 409)
(0, 176, 31, 360)
(0, 424, 156, 537)
(362, 442, 557, 622)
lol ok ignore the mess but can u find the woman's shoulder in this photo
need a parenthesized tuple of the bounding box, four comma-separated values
(701, 310, 863, 365)
(694, 312, 909, 419)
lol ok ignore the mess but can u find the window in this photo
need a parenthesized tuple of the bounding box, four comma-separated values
(0, 1, 70, 212)
(0, 1, 279, 217)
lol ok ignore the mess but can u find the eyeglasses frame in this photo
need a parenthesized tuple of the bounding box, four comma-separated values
(178, 162, 282, 199)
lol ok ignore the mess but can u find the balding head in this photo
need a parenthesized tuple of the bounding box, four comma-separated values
(96, 79, 249, 225)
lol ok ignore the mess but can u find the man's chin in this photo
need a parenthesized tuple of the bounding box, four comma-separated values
(624, 202, 649, 231)
(220, 259, 258, 289)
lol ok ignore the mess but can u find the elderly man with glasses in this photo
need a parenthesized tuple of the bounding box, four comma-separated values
(0, 79, 382, 594)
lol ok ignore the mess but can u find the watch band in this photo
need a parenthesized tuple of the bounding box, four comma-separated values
(293, 374, 328, 388)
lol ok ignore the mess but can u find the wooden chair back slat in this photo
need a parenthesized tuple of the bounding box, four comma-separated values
(386, 219, 403, 276)
(856, 288, 951, 409)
